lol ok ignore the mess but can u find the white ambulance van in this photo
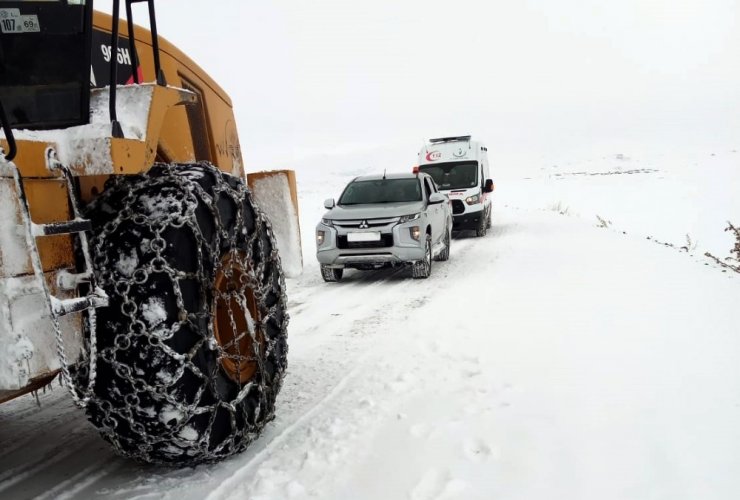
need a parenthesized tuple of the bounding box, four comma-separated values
(417, 136, 494, 236)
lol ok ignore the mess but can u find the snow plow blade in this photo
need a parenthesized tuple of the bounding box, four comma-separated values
(247, 170, 303, 278)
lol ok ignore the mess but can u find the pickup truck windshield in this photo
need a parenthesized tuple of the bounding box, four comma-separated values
(419, 161, 478, 190)
(339, 178, 422, 205)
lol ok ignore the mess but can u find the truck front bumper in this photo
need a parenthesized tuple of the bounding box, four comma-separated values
(318, 246, 426, 268)
(316, 222, 426, 268)
(452, 208, 485, 231)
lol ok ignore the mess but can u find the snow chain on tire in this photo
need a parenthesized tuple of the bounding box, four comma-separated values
(411, 234, 432, 279)
(434, 226, 450, 262)
(320, 264, 342, 282)
(72, 162, 288, 465)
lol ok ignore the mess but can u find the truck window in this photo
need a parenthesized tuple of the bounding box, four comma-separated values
(339, 178, 422, 205)
(179, 76, 212, 162)
(419, 161, 478, 190)
(423, 178, 433, 200)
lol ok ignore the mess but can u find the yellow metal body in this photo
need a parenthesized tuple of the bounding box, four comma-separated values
(90, 12, 244, 174)
(0, 11, 245, 277)
(0, 11, 259, 401)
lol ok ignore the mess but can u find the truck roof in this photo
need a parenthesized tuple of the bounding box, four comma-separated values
(354, 172, 425, 182)
(429, 135, 471, 144)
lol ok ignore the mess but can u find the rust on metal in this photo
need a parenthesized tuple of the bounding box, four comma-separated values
(0, 371, 58, 405)
(213, 254, 263, 384)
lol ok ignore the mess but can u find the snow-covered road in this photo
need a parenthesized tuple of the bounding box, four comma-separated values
(3, 193, 739, 499)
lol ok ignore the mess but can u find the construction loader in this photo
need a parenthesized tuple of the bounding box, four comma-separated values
(0, 0, 293, 465)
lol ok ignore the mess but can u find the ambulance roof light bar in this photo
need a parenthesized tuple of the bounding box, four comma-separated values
(429, 135, 471, 144)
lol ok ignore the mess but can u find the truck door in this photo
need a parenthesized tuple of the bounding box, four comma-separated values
(423, 177, 444, 244)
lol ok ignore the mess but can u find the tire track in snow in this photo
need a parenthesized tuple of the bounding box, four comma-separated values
(204, 229, 505, 499)
(0, 268, 438, 499)
(0, 388, 127, 499)
(0, 433, 93, 492)
(204, 262, 451, 499)
(206, 356, 369, 500)
(31, 460, 124, 500)
(37, 459, 128, 500)
(0, 223, 488, 499)
(0, 390, 77, 462)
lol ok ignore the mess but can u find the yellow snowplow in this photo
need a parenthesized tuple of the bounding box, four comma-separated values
(0, 0, 296, 464)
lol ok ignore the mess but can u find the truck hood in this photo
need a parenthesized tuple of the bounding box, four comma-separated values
(324, 201, 425, 220)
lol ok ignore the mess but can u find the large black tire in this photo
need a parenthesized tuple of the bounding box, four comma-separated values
(434, 225, 451, 262)
(320, 264, 343, 282)
(411, 234, 432, 279)
(475, 211, 488, 237)
(74, 162, 288, 465)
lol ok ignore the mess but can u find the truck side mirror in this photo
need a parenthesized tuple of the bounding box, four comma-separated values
(324, 198, 336, 209)
(428, 192, 446, 204)
(484, 179, 494, 193)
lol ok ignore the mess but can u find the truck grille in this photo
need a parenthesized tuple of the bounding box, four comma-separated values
(451, 200, 465, 214)
(333, 217, 399, 229)
(337, 234, 394, 249)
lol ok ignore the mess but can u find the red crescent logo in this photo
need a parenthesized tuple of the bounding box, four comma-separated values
(425, 151, 442, 162)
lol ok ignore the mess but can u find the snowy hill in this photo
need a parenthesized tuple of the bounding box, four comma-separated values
(1, 146, 739, 499)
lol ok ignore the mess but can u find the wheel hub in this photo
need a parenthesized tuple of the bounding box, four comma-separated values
(213, 254, 262, 384)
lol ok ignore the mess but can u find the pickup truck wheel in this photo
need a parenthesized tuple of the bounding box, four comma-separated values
(435, 225, 450, 262)
(412, 234, 432, 279)
(75, 162, 288, 465)
(321, 264, 343, 282)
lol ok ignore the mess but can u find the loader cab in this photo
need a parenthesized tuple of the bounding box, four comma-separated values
(0, 0, 94, 130)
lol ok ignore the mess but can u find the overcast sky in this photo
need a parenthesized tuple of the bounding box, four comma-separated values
(96, 0, 740, 168)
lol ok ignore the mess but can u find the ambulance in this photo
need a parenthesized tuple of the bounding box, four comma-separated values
(417, 136, 494, 236)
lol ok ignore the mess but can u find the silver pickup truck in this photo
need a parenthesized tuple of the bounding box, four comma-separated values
(316, 172, 453, 281)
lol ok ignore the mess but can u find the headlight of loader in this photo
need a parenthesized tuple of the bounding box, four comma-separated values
(465, 194, 480, 205)
(398, 213, 421, 224)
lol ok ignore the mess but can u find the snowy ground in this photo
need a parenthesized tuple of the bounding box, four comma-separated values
(1, 146, 739, 499)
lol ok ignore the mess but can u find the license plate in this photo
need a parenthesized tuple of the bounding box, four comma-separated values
(0, 10, 41, 34)
(347, 231, 381, 242)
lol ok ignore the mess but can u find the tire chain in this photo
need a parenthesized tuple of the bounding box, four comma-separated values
(73, 162, 289, 464)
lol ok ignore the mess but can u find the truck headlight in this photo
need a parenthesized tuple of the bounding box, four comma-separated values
(321, 218, 334, 227)
(465, 194, 480, 205)
(410, 226, 421, 241)
(317, 230, 325, 245)
(398, 213, 421, 223)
